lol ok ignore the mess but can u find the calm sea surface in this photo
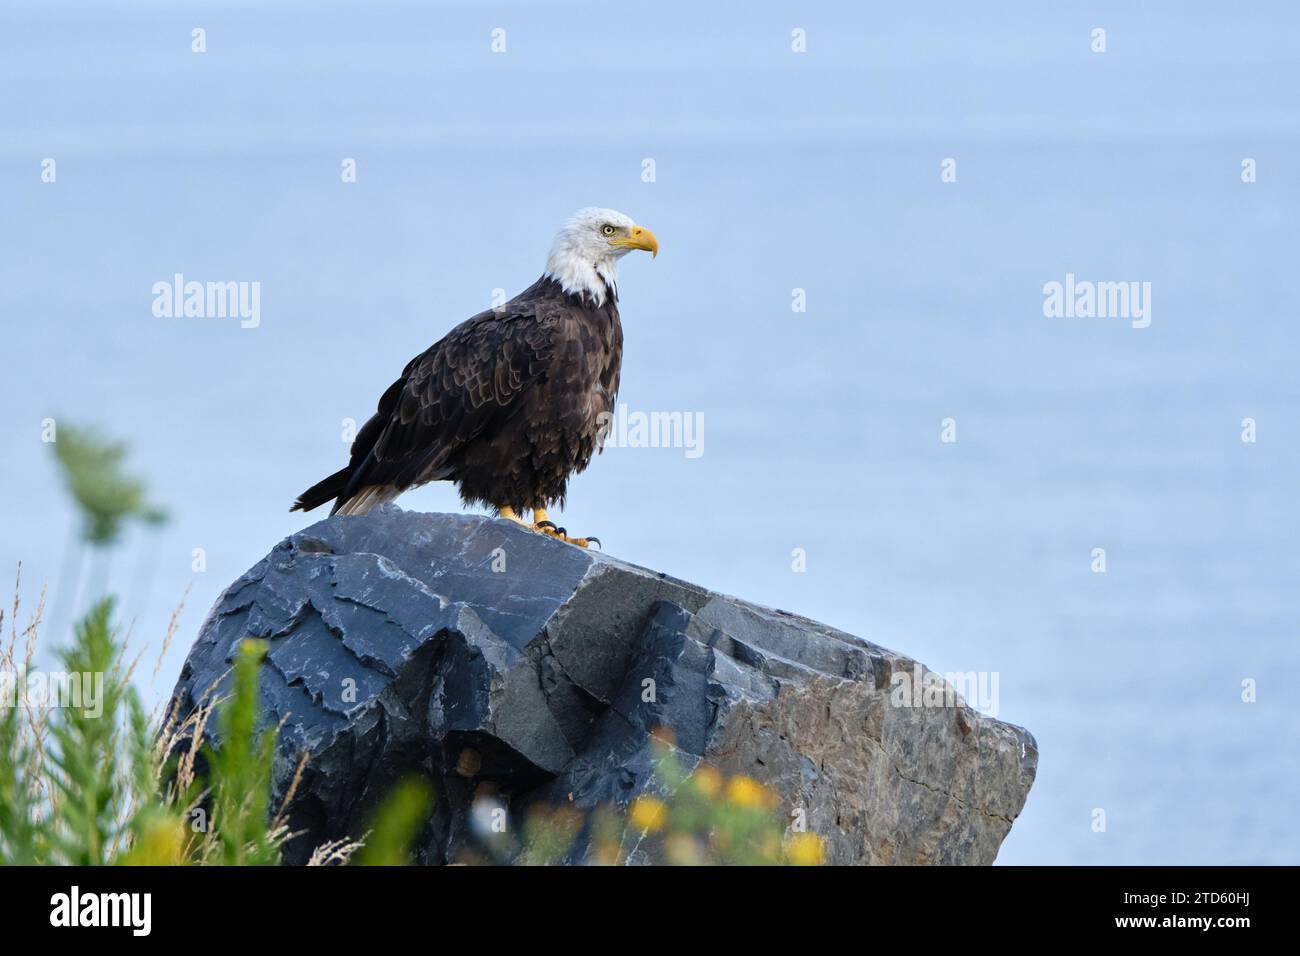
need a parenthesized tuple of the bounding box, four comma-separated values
(2, 1, 1297, 864)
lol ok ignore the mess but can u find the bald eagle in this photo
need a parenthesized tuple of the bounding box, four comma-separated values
(291, 208, 658, 548)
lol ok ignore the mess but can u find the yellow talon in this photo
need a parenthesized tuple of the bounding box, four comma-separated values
(531, 508, 599, 549)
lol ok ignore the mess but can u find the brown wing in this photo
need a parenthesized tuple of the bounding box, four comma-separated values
(333, 301, 558, 510)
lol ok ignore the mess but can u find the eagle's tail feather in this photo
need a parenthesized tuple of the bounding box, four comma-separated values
(291, 466, 352, 513)
(333, 484, 399, 516)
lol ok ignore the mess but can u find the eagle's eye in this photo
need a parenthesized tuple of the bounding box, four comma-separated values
(601, 224, 616, 237)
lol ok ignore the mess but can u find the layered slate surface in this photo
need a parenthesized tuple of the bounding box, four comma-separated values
(169, 506, 1037, 864)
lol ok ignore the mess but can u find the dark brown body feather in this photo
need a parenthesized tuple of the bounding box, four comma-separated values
(292, 276, 622, 516)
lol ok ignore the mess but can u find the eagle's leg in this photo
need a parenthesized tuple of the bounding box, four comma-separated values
(532, 508, 600, 550)
(498, 506, 529, 525)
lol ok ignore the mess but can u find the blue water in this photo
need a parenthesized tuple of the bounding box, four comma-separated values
(2, 1, 1297, 864)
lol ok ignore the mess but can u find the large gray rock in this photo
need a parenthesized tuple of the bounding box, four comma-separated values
(168, 507, 1037, 864)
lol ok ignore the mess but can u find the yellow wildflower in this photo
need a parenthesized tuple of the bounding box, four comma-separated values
(628, 795, 668, 833)
(726, 775, 768, 808)
(691, 765, 722, 798)
(786, 832, 827, 866)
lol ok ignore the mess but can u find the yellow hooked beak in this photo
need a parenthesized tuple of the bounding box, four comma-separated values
(610, 224, 659, 258)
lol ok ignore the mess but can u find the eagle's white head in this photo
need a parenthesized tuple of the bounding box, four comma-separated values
(544, 207, 658, 306)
